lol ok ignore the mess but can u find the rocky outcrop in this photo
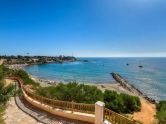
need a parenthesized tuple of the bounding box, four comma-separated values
(111, 72, 156, 104)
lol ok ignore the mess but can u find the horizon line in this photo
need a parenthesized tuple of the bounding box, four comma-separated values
(1, 55, 166, 58)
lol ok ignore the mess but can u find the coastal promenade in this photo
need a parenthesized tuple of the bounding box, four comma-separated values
(4, 97, 42, 124)
(5, 78, 92, 124)
(7, 77, 139, 124)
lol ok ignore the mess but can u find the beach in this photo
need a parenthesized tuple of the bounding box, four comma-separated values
(4, 59, 159, 124)
(29, 73, 134, 95)
(24, 58, 166, 101)
(28, 74, 157, 124)
(3, 63, 157, 124)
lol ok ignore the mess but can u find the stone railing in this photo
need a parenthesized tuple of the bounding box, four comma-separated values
(22, 85, 95, 114)
(8, 76, 140, 124)
(104, 108, 139, 124)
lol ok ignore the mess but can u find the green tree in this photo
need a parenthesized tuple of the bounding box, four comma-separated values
(104, 90, 141, 113)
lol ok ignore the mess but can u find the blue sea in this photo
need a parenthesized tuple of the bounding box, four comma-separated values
(24, 58, 166, 101)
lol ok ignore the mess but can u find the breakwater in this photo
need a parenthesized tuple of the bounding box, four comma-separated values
(111, 72, 156, 104)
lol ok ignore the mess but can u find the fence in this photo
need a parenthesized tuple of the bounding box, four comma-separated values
(104, 108, 139, 124)
(22, 85, 95, 114)
(8, 76, 140, 124)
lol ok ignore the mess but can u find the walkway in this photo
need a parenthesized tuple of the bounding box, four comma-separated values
(133, 98, 157, 124)
(15, 96, 90, 124)
(4, 79, 92, 124)
(0, 59, 3, 65)
(4, 97, 42, 124)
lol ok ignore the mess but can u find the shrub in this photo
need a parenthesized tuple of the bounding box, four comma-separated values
(0, 81, 15, 105)
(0, 65, 6, 80)
(104, 90, 141, 113)
(0, 105, 5, 124)
(12, 69, 39, 87)
(37, 82, 141, 114)
(156, 101, 166, 124)
(36, 82, 103, 104)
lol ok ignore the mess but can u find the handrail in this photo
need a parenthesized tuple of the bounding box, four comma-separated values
(104, 108, 139, 124)
(8, 76, 95, 114)
(8, 76, 140, 124)
(23, 85, 95, 113)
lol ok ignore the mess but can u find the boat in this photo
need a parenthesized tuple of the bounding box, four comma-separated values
(138, 65, 143, 68)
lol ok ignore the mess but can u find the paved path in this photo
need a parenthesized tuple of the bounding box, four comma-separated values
(4, 80, 92, 124)
(15, 96, 90, 124)
(0, 59, 3, 65)
(4, 97, 42, 124)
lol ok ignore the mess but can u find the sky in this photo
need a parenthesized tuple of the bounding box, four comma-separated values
(0, 0, 166, 57)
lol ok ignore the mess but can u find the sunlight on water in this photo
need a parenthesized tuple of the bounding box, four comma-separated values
(24, 57, 166, 101)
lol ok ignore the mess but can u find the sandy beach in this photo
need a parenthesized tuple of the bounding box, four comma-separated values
(30, 74, 134, 95)
(29, 75, 157, 124)
(3, 65, 157, 124)
(29, 75, 57, 87)
(133, 98, 157, 124)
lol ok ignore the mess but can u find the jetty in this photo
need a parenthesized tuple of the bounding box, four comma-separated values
(111, 72, 156, 104)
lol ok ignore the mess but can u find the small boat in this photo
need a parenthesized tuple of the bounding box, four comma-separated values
(138, 65, 143, 68)
(83, 60, 88, 62)
(126, 63, 129, 66)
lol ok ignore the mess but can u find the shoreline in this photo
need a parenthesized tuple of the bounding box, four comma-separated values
(6, 63, 157, 103)
(29, 73, 137, 96)
(29, 74, 58, 87)
(28, 71, 157, 124)
(5, 63, 157, 124)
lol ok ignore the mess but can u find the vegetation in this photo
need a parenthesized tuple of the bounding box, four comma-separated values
(12, 69, 39, 87)
(36, 82, 103, 104)
(104, 90, 141, 113)
(0, 105, 5, 124)
(0, 64, 142, 116)
(0, 81, 15, 105)
(156, 101, 166, 124)
(0, 65, 15, 123)
(36, 82, 141, 113)
(0, 55, 77, 65)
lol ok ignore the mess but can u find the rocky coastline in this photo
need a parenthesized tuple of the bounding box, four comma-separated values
(1, 55, 77, 65)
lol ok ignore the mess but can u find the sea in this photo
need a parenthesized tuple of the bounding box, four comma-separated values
(24, 57, 166, 101)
